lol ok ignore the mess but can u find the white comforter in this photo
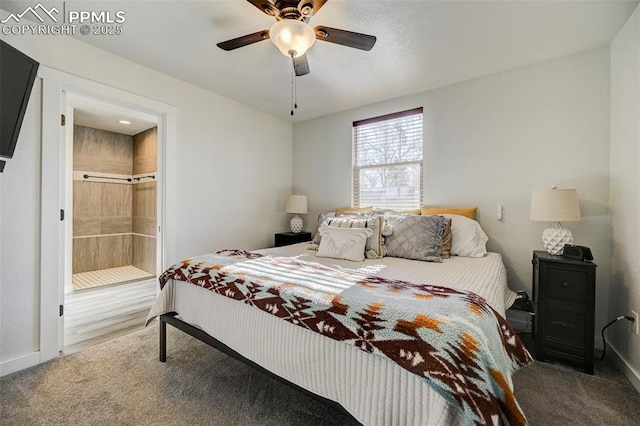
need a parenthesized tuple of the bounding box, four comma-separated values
(147, 244, 517, 425)
(257, 244, 516, 316)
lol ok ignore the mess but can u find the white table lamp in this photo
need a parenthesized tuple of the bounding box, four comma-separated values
(530, 186, 581, 255)
(285, 194, 307, 233)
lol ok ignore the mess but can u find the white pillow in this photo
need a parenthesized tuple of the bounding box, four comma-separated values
(316, 215, 386, 259)
(316, 225, 373, 262)
(311, 211, 337, 244)
(442, 214, 488, 257)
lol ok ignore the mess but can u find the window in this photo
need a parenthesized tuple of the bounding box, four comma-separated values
(352, 107, 423, 209)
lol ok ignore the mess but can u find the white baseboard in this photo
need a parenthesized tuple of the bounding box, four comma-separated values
(608, 344, 640, 393)
(594, 335, 604, 351)
(0, 351, 41, 377)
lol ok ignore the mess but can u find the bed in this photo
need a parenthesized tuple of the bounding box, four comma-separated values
(147, 214, 533, 425)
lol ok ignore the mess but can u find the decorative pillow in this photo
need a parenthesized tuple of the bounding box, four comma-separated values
(311, 211, 337, 245)
(421, 206, 477, 220)
(317, 225, 373, 262)
(384, 215, 446, 262)
(319, 215, 386, 259)
(318, 211, 337, 224)
(442, 214, 488, 257)
(441, 217, 452, 259)
(367, 212, 394, 237)
(335, 206, 373, 215)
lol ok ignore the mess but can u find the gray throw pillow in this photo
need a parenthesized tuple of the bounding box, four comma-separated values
(384, 215, 446, 262)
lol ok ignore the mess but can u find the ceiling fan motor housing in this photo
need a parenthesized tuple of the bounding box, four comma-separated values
(270, 1, 315, 20)
(279, 7, 302, 20)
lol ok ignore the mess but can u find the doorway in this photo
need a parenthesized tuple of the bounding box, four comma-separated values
(38, 65, 177, 365)
(62, 94, 160, 353)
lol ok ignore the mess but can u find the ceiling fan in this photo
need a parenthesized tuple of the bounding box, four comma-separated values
(217, 0, 377, 76)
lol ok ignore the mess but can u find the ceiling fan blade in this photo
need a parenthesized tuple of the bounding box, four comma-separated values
(314, 25, 376, 51)
(298, 0, 328, 18)
(217, 30, 270, 51)
(293, 54, 310, 76)
(246, 0, 279, 17)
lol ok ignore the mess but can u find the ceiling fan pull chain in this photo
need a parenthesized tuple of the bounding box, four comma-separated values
(290, 62, 294, 116)
(294, 73, 298, 110)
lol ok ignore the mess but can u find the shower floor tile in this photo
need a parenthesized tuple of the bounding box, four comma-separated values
(73, 265, 155, 291)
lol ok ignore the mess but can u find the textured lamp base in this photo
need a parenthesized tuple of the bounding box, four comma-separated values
(290, 215, 304, 233)
(542, 223, 573, 255)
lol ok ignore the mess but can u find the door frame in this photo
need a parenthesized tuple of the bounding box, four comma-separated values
(39, 66, 178, 362)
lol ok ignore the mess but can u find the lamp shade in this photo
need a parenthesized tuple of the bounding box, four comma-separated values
(270, 19, 316, 57)
(530, 187, 581, 254)
(530, 188, 581, 222)
(285, 194, 308, 214)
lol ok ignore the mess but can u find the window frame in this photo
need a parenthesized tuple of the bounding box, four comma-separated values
(352, 107, 424, 209)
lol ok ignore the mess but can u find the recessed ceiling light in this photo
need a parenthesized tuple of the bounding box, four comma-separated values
(119, 120, 131, 125)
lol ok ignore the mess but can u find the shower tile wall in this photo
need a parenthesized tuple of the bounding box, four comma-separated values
(73, 126, 133, 274)
(73, 125, 157, 275)
(133, 127, 157, 174)
(74, 125, 133, 174)
(132, 127, 157, 274)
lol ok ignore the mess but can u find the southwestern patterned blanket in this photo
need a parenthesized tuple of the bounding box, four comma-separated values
(159, 249, 533, 425)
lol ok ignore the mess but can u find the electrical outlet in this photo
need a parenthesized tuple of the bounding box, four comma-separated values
(632, 311, 639, 335)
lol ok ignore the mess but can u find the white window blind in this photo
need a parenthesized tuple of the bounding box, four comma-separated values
(352, 107, 423, 209)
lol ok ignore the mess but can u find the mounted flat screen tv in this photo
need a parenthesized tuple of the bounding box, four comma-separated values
(1, 40, 39, 160)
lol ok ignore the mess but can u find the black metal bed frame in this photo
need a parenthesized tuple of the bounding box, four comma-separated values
(158, 313, 357, 421)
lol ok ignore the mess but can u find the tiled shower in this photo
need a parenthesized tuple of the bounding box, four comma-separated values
(72, 125, 157, 290)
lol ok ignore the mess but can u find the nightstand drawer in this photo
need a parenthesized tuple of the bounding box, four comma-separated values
(546, 268, 587, 303)
(543, 306, 586, 345)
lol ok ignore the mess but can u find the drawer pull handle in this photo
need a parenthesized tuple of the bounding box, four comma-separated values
(552, 321, 575, 329)
(561, 282, 571, 288)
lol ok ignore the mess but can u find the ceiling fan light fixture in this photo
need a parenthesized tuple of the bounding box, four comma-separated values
(269, 19, 316, 57)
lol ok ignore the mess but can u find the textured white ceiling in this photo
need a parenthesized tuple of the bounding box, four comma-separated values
(5, 0, 639, 122)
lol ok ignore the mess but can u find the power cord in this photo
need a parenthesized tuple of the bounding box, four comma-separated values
(516, 317, 532, 334)
(595, 315, 635, 361)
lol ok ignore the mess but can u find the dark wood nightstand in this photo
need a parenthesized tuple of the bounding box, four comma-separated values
(274, 231, 312, 247)
(532, 250, 597, 374)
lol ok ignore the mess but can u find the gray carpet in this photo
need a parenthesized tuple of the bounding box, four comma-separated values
(514, 347, 640, 426)
(1, 325, 639, 425)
